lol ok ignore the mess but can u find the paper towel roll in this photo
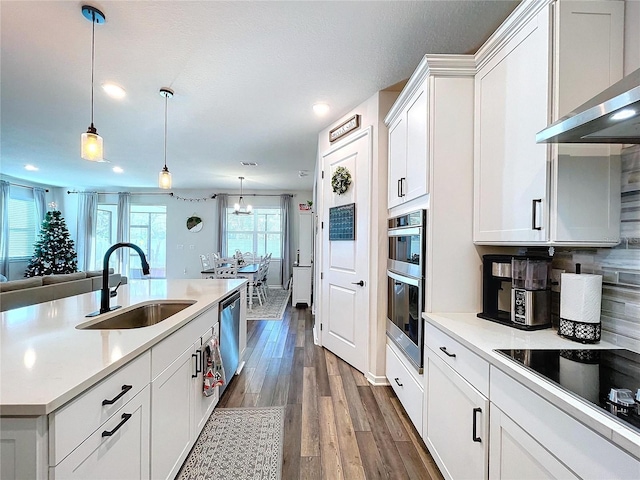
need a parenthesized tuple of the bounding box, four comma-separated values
(560, 273, 602, 324)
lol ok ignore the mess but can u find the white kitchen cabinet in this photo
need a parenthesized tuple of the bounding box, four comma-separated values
(49, 351, 151, 466)
(151, 344, 195, 480)
(473, 0, 623, 246)
(385, 76, 428, 209)
(385, 342, 423, 434)
(292, 265, 312, 307)
(150, 305, 219, 480)
(491, 366, 640, 479)
(51, 385, 150, 480)
(489, 404, 578, 480)
(424, 345, 489, 480)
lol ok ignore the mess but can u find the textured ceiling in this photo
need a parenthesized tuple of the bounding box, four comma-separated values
(1, 1, 518, 192)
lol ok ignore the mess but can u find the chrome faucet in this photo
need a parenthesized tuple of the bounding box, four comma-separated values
(88, 242, 150, 316)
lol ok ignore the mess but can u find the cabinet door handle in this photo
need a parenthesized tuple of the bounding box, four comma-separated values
(531, 199, 542, 230)
(102, 413, 132, 437)
(102, 384, 132, 406)
(398, 179, 402, 198)
(400, 177, 406, 197)
(472, 407, 482, 443)
(394, 377, 403, 387)
(192, 353, 199, 378)
(439, 346, 456, 358)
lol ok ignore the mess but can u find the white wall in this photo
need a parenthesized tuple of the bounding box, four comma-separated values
(1, 174, 312, 282)
(85, 188, 312, 284)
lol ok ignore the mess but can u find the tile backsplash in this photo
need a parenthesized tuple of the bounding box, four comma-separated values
(553, 145, 640, 350)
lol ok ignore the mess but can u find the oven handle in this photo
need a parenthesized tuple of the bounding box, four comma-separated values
(388, 226, 422, 237)
(387, 270, 421, 287)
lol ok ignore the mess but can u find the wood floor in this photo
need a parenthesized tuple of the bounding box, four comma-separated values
(217, 302, 444, 480)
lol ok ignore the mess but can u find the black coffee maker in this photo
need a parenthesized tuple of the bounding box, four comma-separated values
(478, 254, 513, 324)
(477, 253, 552, 330)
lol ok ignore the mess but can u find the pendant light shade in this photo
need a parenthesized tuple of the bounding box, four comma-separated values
(158, 87, 174, 189)
(80, 5, 106, 162)
(234, 177, 252, 215)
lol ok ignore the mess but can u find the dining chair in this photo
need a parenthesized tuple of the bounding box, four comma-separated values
(213, 258, 238, 279)
(200, 254, 216, 279)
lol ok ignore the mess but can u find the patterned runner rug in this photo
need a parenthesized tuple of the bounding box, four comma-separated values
(177, 406, 284, 480)
(246, 287, 291, 320)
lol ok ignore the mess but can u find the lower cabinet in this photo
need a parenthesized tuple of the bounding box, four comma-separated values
(490, 367, 640, 479)
(489, 404, 577, 479)
(150, 306, 219, 480)
(385, 343, 423, 434)
(51, 385, 150, 480)
(150, 345, 196, 480)
(424, 349, 489, 480)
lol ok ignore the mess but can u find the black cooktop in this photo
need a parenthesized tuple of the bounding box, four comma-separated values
(496, 348, 640, 433)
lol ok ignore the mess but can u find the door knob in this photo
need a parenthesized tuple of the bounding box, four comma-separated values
(351, 280, 364, 286)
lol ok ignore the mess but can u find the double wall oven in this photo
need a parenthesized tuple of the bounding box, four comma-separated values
(387, 210, 426, 372)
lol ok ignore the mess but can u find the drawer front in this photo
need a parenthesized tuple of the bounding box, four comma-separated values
(151, 305, 217, 379)
(425, 323, 489, 397)
(51, 385, 150, 480)
(386, 344, 423, 433)
(49, 351, 150, 466)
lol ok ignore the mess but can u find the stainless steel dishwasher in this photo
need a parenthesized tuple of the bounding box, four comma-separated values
(218, 291, 241, 396)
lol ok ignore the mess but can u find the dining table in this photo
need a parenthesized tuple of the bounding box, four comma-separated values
(200, 261, 262, 310)
(235, 263, 261, 310)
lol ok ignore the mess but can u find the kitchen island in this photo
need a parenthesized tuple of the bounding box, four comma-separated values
(0, 278, 247, 480)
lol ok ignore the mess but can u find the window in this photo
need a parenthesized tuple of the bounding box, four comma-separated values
(95, 204, 117, 271)
(94, 204, 167, 278)
(130, 205, 167, 278)
(226, 207, 281, 258)
(8, 187, 37, 259)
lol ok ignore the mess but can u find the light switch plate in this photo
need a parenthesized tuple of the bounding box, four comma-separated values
(551, 269, 565, 293)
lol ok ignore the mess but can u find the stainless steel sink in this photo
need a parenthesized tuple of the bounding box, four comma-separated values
(77, 300, 196, 330)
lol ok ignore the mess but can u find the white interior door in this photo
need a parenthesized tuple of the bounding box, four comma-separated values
(321, 128, 371, 374)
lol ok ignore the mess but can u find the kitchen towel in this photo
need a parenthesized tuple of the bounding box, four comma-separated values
(560, 273, 603, 324)
(203, 336, 225, 397)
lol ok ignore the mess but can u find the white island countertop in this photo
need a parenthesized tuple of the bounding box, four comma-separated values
(424, 312, 640, 460)
(0, 278, 246, 416)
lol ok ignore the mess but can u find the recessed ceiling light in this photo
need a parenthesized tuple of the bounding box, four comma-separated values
(240, 162, 258, 166)
(24, 164, 39, 171)
(112, 166, 123, 173)
(611, 108, 636, 121)
(313, 103, 330, 116)
(102, 82, 126, 99)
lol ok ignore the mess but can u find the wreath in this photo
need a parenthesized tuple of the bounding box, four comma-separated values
(331, 166, 352, 195)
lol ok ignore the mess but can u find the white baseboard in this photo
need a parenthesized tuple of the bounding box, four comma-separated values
(366, 372, 389, 386)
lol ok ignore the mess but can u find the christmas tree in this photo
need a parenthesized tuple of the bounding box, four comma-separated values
(25, 210, 78, 277)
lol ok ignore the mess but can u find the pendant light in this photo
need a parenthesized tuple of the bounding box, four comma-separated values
(158, 87, 174, 189)
(80, 5, 106, 162)
(233, 177, 252, 215)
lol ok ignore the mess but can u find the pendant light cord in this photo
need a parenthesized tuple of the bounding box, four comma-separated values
(164, 93, 168, 169)
(90, 10, 96, 127)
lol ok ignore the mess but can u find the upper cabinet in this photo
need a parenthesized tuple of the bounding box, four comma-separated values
(385, 69, 429, 208)
(473, 0, 624, 246)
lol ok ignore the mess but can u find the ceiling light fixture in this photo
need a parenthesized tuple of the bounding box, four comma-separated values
(112, 166, 123, 173)
(80, 5, 106, 162)
(313, 103, 330, 116)
(158, 87, 174, 189)
(24, 164, 39, 171)
(102, 82, 126, 99)
(233, 177, 252, 215)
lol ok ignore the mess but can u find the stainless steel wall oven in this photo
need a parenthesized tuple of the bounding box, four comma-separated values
(387, 210, 426, 372)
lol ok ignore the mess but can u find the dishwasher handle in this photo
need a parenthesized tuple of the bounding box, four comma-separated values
(220, 291, 241, 311)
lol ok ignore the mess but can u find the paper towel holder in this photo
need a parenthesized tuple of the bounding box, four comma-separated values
(558, 265, 602, 344)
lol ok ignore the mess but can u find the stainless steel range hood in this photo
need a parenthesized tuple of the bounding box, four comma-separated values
(536, 67, 640, 144)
